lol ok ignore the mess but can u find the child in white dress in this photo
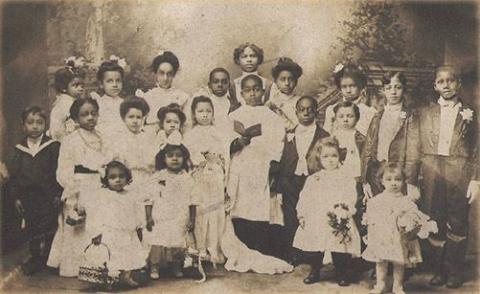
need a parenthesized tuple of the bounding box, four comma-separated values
(185, 68, 238, 129)
(232, 43, 271, 105)
(363, 163, 433, 294)
(112, 97, 157, 188)
(184, 96, 233, 264)
(47, 97, 111, 277)
(142, 51, 189, 132)
(78, 161, 147, 288)
(49, 60, 85, 141)
(323, 64, 376, 136)
(293, 137, 360, 286)
(266, 57, 303, 131)
(143, 132, 197, 280)
(154, 104, 187, 149)
(92, 60, 126, 143)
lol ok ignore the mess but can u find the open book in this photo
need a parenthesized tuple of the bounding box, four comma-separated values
(233, 120, 262, 138)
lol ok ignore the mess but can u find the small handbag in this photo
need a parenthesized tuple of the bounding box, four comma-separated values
(78, 243, 116, 286)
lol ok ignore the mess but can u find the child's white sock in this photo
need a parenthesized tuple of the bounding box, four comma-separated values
(371, 261, 387, 294)
(393, 263, 406, 294)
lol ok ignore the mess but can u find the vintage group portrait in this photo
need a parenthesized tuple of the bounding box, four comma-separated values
(0, 0, 479, 293)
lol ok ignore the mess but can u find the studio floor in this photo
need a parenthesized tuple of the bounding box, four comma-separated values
(1, 246, 478, 294)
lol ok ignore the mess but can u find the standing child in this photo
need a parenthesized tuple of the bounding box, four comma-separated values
(186, 68, 240, 129)
(49, 58, 86, 141)
(293, 137, 360, 286)
(183, 96, 233, 264)
(143, 131, 197, 280)
(418, 66, 479, 289)
(78, 161, 148, 288)
(47, 97, 111, 277)
(323, 64, 376, 136)
(142, 51, 189, 132)
(331, 101, 365, 181)
(112, 97, 157, 188)
(10, 106, 63, 275)
(266, 57, 303, 131)
(231, 43, 271, 105)
(155, 103, 187, 148)
(92, 59, 127, 143)
(361, 72, 420, 198)
(223, 74, 291, 274)
(363, 163, 435, 294)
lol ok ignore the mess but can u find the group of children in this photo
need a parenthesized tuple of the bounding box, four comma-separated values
(7, 42, 478, 293)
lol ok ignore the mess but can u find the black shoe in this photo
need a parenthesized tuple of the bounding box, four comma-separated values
(429, 273, 447, 287)
(337, 279, 350, 287)
(446, 274, 463, 289)
(21, 258, 40, 276)
(303, 271, 321, 284)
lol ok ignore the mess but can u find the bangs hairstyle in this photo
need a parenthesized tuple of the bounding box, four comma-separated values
(271, 57, 303, 81)
(333, 64, 367, 90)
(100, 160, 133, 188)
(307, 136, 342, 173)
(209, 67, 230, 82)
(120, 96, 150, 119)
(22, 106, 47, 124)
(435, 65, 461, 81)
(69, 97, 99, 121)
(333, 101, 360, 122)
(376, 161, 406, 181)
(233, 43, 264, 65)
(54, 67, 86, 93)
(240, 74, 263, 89)
(156, 103, 186, 127)
(96, 60, 125, 81)
(191, 96, 214, 125)
(382, 71, 407, 87)
(151, 51, 180, 75)
(155, 144, 191, 172)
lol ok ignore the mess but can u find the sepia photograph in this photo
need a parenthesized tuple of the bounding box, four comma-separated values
(0, 0, 479, 293)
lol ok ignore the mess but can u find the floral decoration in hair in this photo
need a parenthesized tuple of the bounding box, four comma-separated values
(109, 54, 128, 69)
(64, 56, 86, 72)
(333, 62, 344, 74)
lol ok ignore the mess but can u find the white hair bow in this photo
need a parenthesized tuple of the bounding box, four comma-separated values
(109, 55, 128, 69)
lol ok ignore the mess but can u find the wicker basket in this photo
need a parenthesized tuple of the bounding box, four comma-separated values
(78, 243, 116, 286)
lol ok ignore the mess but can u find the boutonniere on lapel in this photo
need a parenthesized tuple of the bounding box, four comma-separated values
(460, 108, 474, 137)
(399, 111, 407, 120)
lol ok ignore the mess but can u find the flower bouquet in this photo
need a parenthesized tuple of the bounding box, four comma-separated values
(327, 203, 352, 245)
(396, 209, 438, 241)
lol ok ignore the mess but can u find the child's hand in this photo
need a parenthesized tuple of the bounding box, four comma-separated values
(298, 217, 305, 229)
(407, 184, 421, 202)
(14, 199, 25, 216)
(186, 220, 195, 232)
(146, 216, 154, 232)
(92, 234, 102, 245)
